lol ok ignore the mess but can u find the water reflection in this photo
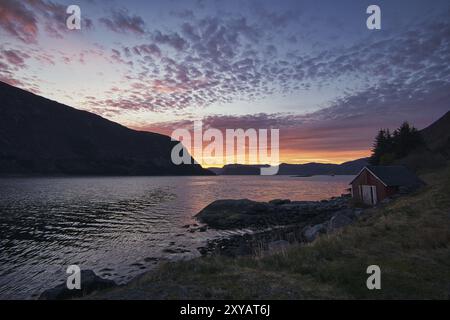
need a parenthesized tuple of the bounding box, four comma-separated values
(0, 175, 353, 299)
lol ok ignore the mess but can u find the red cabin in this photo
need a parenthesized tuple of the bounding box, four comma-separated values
(350, 166, 424, 205)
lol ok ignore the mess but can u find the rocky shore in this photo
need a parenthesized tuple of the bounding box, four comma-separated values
(196, 194, 365, 256)
(39, 194, 365, 299)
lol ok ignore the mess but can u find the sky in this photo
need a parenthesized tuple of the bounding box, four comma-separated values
(0, 0, 449, 165)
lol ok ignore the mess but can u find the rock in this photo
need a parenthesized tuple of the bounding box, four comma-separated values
(303, 223, 326, 242)
(39, 270, 117, 300)
(195, 199, 273, 229)
(195, 195, 351, 230)
(200, 199, 271, 216)
(327, 212, 353, 232)
(268, 240, 290, 252)
(198, 226, 207, 232)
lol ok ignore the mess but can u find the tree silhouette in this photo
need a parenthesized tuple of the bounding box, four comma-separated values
(369, 129, 392, 165)
(369, 122, 423, 165)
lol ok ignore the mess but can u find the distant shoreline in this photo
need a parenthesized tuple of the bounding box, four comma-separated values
(0, 173, 355, 178)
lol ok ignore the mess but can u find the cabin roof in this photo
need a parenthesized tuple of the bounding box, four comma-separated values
(350, 165, 424, 187)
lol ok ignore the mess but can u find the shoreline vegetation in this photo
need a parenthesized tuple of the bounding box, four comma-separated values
(39, 165, 449, 300)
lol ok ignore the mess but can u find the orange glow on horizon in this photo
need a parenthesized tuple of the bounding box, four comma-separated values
(195, 149, 371, 168)
(126, 123, 372, 167)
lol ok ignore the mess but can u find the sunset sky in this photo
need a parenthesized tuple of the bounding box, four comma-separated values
(1, 0, 449, 165)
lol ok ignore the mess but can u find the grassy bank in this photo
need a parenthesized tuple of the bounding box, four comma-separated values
(86, 166, 450, 299)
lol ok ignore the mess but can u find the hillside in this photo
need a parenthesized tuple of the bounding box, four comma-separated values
(393, 110, 450, 170)
(420, 110, 450, 157)
(208, 158, 369, 175)
(0, 82, 211, 175)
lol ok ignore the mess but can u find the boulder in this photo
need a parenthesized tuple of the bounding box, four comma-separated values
(303, 223, 326, 242)
(327, 212, 353, 232)
(39, 270, 117, 300)
(195, 196, 351, 230)
(195, 199, 274, 229)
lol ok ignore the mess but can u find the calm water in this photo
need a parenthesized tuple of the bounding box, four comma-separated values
(0, 175, 353, 299)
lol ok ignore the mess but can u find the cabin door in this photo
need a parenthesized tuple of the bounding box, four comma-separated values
(361, 185, 377, 205)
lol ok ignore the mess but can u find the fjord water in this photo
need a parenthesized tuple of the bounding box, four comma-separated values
(0, 175, 353, 299)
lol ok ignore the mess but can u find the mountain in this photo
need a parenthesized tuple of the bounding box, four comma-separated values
(393, 110, 450, 170)
(278, 158, 369, 175)
(0, 81, 212, 175)
(207, 158, 369, 176)
(420, 110, 450, 158)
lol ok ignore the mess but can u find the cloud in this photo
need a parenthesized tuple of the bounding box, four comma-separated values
(153, 30, 188, 51)
(27, 0, 67, 39)
(1, 49, 30, 67)
(130, 70, 450, 163)
(252, 5, 300, 28)
(99, 8, 146, 35)
(132, 44, 162, 57)
(87, 10, 449, 119)
(0, 0, 39, 43)
(0, 1, 448, 164)
(170, 9, 195, 19)
(131, 112, 376, 163)
(84, 17, 94, 31)
(0, 0, 86, 43)
(0, 45, 36, 91)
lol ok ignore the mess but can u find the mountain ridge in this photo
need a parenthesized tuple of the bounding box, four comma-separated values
(392, 110, 450, 170)
(207, 157, 369, 175)
(0, 81, 212, 176)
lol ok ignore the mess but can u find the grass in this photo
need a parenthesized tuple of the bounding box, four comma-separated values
(86, 166, 450, 299)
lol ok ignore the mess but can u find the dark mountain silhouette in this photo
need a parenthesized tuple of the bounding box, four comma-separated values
(207, 158, 369, 176)
(420, 110, 450, 158)
(382, 111, 450, 171)
(0, 81, 212, 175)
(338, 111, 450, 173)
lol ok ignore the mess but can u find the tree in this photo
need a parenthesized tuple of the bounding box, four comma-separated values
(369, 128, 392, 165)
(391, 122, 423, 158)
(369, 122, 423, 165)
